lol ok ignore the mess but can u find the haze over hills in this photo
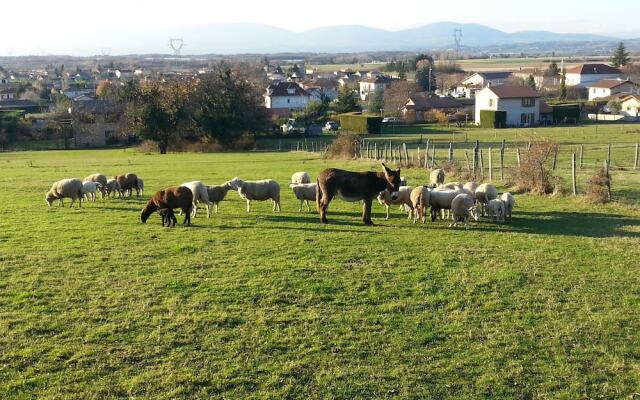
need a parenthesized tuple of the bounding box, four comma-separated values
(9, 21, 638, 56)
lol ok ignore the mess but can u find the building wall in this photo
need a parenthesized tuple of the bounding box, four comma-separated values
(565, 73, 622, 87)
(72, 115, 120, 148)
(265, 95, 309, 110)
(474, 88, 539, 126)
(589, 82, 639, 100)
(474, 88, 498, 123)
(621, 98, 640, 118)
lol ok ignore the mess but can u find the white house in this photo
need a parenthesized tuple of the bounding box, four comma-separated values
(474, 86, 542, 126)
(587, 79, 640, 100)
(358, 75, 393, 100)
(264, 82, 310, 117)
(462, 72, 512, 88)
(619, 94, 640, 119)
(564, 64, 622, 87)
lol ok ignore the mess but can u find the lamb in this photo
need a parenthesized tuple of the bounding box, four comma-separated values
(114, 173, 139, 198)
(141, 186, 193, 226)
(227, 177, 281, 212)
(104, 179, 122, 198)
(205, 183, 232, 215)
(377, 186, 413, 220)
(45, 178, 84, 208)
(135, 178, 144, 197)
(158, 208, 177, 227)
(410, 186, 431, 224)
(449, 193, 480, 229)
(429, 168, 445, 185)
(83, 173, 108, 197)
(500, 192, 516, 221)
(485, 199, 506, 223)
(180, 181, 213, 218)
(428, 189, 463, 222)
(82, 181, 103, 202)
(290, 183, 317, 212)
(475, 183, 498, 216)
(291, 171, 311, 184)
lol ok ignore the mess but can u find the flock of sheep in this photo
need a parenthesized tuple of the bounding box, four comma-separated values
(44, 168, 515, 229)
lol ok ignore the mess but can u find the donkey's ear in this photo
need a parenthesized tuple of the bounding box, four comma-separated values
(381, 163, 391, 173)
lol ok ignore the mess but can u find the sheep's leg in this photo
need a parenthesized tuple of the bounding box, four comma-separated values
(214, 203, 219, 213)
(305, 200, 311, 212)
(298, 200, 303, 213)
(385, 205, 390, 220)
(246, 200, 251, 212)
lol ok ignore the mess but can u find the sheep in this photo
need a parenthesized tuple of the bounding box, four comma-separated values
(135, 178, 144, 197)
(45, 178, 84, 208)
(104, 179, 122, 198)
(141, 186, 193, 226)
(410, 186, 431, 224)
(83, 173, 108, 197)
(115, 173, 139, 198)
(82, 181, 103, 202)
(500, 192, 516, 221)
(290, 183, 317, 212)
(435, 182, 462, 191)
(463, 181, 478, 198)
(205, 183, 232, 215)
(429, 168, 445, 185)
(227, 177, 281, 212)
(158, 208, 177, 227)
(485, 199, 506, 223)
(400, 176, 408, 186)
(291, 171, 311, 184)
(449, 193, 480, 229)
(475, 183, 498, 216)
(180, 181, 213, 218)
(377, 186, 413, 220)
(428, 189, 463, 221)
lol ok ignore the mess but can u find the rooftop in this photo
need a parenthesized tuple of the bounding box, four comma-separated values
(565, 63, 621, 75)
(486, 85, 541, 99)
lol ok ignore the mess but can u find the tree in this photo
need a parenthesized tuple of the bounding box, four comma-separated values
(607, 99, 622, 115)
(526, 74, 537, 90)
(545, 60, 560, 77)
(125, 80, 194, 154)
(368, 90, 384, 114)
(294, 99, 330, 126)
(383, 80, 420, 117)
(611, 42, 631, 68)
(560, 74, 567, 100)
(415, 67, 436, 92)
(333, 87, 361, 114)
(191, 65, 267, 145)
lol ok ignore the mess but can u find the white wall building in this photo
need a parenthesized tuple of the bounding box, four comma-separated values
(264, 82, 311, 115)
(462, 72, 512, 88)
(475, 86, 541, 126)
(587, 80, 640, 100)
(358, 76, 393, 100)
(564, 64, 622, 87)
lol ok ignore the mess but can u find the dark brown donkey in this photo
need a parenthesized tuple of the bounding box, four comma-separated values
(316, 163, 401, 225)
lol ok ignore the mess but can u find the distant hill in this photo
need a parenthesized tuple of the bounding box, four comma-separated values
(14, 22, 636, 56)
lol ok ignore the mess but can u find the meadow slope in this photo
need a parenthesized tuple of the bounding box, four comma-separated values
(0, 149, 639, 399)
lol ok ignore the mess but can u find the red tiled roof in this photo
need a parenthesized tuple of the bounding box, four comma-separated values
(406, 92, 464, 111)
(565, 63, 621, 75)
(487, 86, 541, 98)
(360, 75, 393, 84)
(587, 79, 638, 89)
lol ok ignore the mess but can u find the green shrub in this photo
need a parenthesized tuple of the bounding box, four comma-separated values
(339, 112, 383, 134)
(479, 110, 506, 128)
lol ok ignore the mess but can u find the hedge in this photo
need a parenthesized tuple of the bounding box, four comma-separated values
(479, 110, 507, 128)
(339, 112, 383, 135)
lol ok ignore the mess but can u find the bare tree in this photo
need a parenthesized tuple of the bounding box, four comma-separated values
(383, 80, 420, 117)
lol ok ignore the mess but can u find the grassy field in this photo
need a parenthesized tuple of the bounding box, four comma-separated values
(1, 138, 640, 398)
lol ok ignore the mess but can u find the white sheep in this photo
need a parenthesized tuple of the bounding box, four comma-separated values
(500, 192, 516, 221)
(485, 199, 506, 223)
(449, 193, 480, 229)
(290, 183, 317, 212)
(84, 173, 108, 197)
(377, 186, 413, 220)
(181, 181, 214, 218)
(82, 181, 103, 202)
(463, 181, 478, 199)
(428, 189, 464, 221)
(135, 178, 144, 197)
(429, 169, 445, 185)
(104, 179, 122, 198)
(400, 176, 408, 186)
(291, 171, 311, 184)
(45, 178, 84, 208)
(435, 182, 462, 191)
(227, 177, 281, 212)
(410, 186, 430, 224)
(475, 183, 498, 216)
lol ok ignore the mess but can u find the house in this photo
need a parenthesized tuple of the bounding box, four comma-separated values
(402, 93, 468, 121)
(587, 79, 640, 100)
(564, 64, 622, 87)
(0, 99, 41, 113)
(358, 76, 393, 100)
(474, 86, 542, 126)
(71, 100, 123, 147)
(619, 94, 640, 119)
(0, 87, 17, 100)
(461, 72, 512, 88)
(61, 88, 95, 101)
(264, 81, 311, 118)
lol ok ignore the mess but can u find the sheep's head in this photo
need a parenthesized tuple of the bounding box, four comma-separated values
(45, 191, 55, 206)
(226, 178, 242, 191)
(376, 191, 387, 205)
(381, 163, 401, 200)
(469, 205, 481, 221)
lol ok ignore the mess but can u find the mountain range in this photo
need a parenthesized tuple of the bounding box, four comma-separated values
(24, 22, 640, 56)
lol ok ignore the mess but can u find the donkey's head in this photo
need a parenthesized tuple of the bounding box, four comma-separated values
(381, 163, 401, 200)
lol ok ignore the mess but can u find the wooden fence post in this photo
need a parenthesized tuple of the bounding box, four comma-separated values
(500, 141, 505, 181)
(472, 142, 478, 179)
(465, 151, 471, 173)
(572, 153, 577, 195)
(417, 146, 420, 166)
(605, 159, 611, 202)
(607, 143, 611, 165)
(516, 148, 521, 168)
(403, 143, 409, 166)
(552, 147, 558, 172)
(431, 143, 436, 168)
(374, 142, 378, 160)
(579, 145, 583, 169)
(635, 143, 639, 170)
(448, 142, 453, 161)
(488, 147, 493, 181)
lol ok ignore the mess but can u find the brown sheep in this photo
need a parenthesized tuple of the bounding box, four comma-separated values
(115, 173, 139, 198)
(141, 186, 193, 226)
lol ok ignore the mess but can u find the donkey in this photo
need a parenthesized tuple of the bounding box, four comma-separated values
(316, 163, 402, 225)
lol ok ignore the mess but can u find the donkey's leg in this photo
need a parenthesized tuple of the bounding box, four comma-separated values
(362, 198, 374, 225)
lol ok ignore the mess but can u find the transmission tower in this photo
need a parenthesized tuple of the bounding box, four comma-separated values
(169, 38, 184, 57)
(453, 29, 463, 61)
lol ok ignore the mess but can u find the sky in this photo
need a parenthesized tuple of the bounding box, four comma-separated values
(2, 0, 639, 56)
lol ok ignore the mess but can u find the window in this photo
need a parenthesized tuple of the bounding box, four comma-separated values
(488, 98, 495, 107)
(521, 113, 535, 125)
(287, 99, 290, 103)
(522, 98, 535, 107)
